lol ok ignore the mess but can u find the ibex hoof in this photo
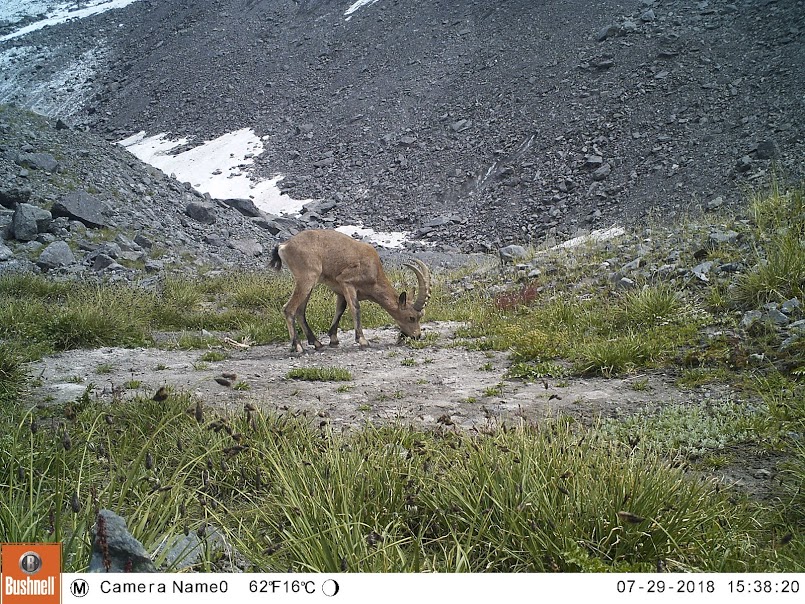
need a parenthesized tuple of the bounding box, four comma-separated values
(357, 338, 369, 348)
(329, 339, 340, 347)
(292, 343, 303, 353)
(312, 340, 324, 350)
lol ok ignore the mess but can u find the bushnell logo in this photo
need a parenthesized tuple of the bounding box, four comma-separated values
(1, 543, 61, 603)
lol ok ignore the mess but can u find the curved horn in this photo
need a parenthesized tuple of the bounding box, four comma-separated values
(403, 259, 431, 311)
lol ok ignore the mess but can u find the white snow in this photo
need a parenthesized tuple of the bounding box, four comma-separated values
(0, 0, 141, 42)
(118, 129, 309, 216)
(0, 45, 103, 116)
(554, 226, 626, 250)
(344, 0, 382, 20)
(336, 224, 410, 249)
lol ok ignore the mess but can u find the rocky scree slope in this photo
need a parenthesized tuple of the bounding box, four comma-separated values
(1, 0, 800, 252)
(0, 104, 322, 280)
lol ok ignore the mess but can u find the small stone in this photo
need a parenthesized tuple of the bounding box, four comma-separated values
(766, 308, 789, 327)
(593, 163, 612, 181)
(780, 299, 801, 315)
(754, 140, 779, 160)
(741, 310, 762, 329)
(735, 155, 752, 172)
(596, 24, 620, 42)
(36, 240, 75, 270)
(185, 202, 217, 225)
(692, 261, 714, 281)
(499, 245, 528, 263)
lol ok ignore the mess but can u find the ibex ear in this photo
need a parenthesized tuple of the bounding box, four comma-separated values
(398, 292, 407, 308)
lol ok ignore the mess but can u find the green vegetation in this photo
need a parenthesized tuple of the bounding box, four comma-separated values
(0, 396, 791, 572)
(0, 182, 803, 572)
(285, 367, 353, 382)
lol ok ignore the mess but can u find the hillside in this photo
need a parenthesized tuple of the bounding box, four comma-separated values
(1, 0, 803, 251)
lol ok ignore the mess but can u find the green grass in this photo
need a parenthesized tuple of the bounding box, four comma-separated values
(285, 367, 353, 382)
(1, 395, 795, 572)
(733, 181, 805, 306)
(0, 181, 803, 572)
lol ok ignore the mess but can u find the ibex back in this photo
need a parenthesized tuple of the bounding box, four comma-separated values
(269, 229, 431, 352)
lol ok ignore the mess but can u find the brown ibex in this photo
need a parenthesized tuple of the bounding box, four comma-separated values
(269, 229, 431, 352)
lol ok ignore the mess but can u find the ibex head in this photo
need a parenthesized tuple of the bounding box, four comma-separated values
(394, 259, 431, 340)
(269, 230, 432, 351)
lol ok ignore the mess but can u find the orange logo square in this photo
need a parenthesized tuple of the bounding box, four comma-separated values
(1, 544, 61, 604)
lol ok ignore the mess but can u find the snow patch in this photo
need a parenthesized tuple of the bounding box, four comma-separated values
(0, 45, 102, 116)
(336, 225, 410, 249)
(0, 0, 141, 42)
(344, 0, 382, 20)
(554, 226, 626, 250)
(118, 130, 309, 216)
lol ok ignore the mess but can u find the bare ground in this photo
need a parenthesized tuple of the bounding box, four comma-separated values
(28, 321, 781, 499)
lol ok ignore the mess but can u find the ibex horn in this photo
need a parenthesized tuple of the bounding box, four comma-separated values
(403, 259, 431, 311)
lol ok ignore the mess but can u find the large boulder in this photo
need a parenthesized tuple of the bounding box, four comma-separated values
(186, 201, 216, 224)
(16, 152, 59, 172)
(52, 191, 111, 228)
(89, 509, 156, 573)
(222, 198, 262, 218)
(12, 203, 52, 241)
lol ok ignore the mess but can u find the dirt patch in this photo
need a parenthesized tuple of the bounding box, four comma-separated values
(29, 321, 783, 500)
(31, 322, 734, 431)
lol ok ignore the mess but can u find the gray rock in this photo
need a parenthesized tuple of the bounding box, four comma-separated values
(766, 308, 789, 327)
(0, 185, 32, 208)
(499, 244, 528, 263)
(134, 233, 153, 249)
(754, 140, 779, 160)
(585, 155, 604, 168)
(593, 163, 612, 181)
(144, 260, 164, 273)
(781, 298, 801, 315)
(621, 257, 642, 272)
(692, 261, 714, 281)
(312, 156, 336, 168)
(450, 119, 471, 132)
(115, 234, 143, 252)
(52, 191, 110, 228)
(36, 240, 75, 270)
(16, 152, 59, 172)
(89, 509, 156, 573)
(741, 310, 763, 329)
(94, 242, 121, 259)
(0, 241, 12, 261)
(641, 9, 656, 21)
(204, 234, 227, 247)
(596, 24, 620, 42)
(223, 198, 262, 218)
(706, 196, 724, 211)
(230, 238, 264, 256)
(788, 319, 805, 334)
(709, 229, 739, 245)
(12, 203, 52, 241)
(91, 253, 117, 271)
(156, 526, 231, 570)
(186, 201, 217, 224)
(735, 155, 752, 172)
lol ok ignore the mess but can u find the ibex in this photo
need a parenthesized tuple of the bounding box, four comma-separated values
(269, 229, 431, 352)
